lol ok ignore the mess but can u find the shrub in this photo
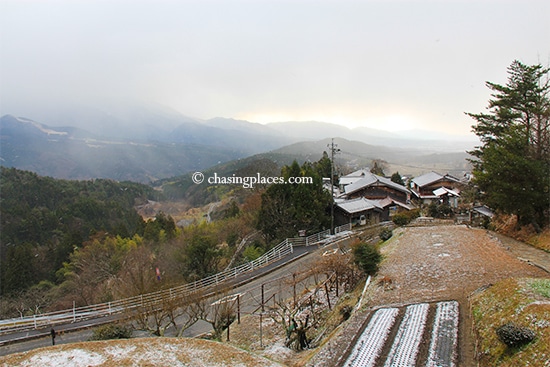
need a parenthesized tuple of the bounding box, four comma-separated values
(427, 202, 453, 218)
(379, 228, 393, 241)
(392, 214, 410, 226)
(352, 242, 382, 276)
(90, 324, 133, 341)
(496, 322, 536, 348)
(529, 278, 550, 298)
(243, 245, 264, 261)
(392, 209, 420, 226)
(339, 305, 353, 321)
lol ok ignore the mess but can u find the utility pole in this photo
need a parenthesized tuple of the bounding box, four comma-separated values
(328, 138, 340, 234)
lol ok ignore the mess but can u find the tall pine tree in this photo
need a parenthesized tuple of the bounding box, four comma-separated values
(467, 60, 550, 229)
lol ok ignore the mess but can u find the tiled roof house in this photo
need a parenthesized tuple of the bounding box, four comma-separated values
(410, 171, 461, 206)
(341, 170, 411, 204)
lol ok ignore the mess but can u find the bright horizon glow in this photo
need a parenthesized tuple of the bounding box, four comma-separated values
(237, 112, 418, 132)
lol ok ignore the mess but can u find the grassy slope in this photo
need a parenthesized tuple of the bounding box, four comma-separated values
(470, 277, 550, 367)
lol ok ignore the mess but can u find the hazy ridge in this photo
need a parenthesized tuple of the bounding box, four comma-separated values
(0, 104, 475, 183)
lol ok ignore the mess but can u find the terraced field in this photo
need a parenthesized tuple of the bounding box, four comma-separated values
(344, 301, 459, 367)
(307, 225, 549, 367)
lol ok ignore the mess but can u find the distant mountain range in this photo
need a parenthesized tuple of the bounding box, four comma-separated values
(0, 104, 476, 183)
(0, 115, 248, 182)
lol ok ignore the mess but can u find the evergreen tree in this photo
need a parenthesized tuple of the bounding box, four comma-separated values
(314, 151, 333, 178)
(467, 60, 550, 228)
(257, 158, 331, 242)
(390, 172, 405, 186)
(370, 160, 387, 176)
(0, 167, 153, 295)
(180, 227, 221, 280)
(352, 242, 382, 275)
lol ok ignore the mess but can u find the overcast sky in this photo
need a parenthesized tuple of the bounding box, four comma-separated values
(1, 0, 548, 135)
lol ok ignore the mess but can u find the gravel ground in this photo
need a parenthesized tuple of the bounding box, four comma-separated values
(308, 224, 549, 367)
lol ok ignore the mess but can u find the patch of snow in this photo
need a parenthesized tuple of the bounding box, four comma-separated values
(20, 349, 105, 367)
(263, 342, 294, 361)
(344, 307, 399, 367)
(426, 301, 459, 367)
(383, 303, 429, 367)
(15, 117, 68, 136)
(138, 345, 187, 367)
(104, 344, 136, 359)
(433, 243, 444, 247)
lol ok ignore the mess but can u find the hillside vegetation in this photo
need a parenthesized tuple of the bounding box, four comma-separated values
(0, 167, 158, 295)
(0, 165, 254, 318)
(470, 278, 550, 366)
(0, 156, 333, 322)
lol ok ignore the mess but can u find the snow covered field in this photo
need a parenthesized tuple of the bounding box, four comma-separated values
(344, 301, 460, 367)
(426, 301, 459, 367)
(343, 307, 399, 367)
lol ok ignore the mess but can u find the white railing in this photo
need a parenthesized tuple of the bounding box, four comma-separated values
(0, 225, 350, 335)
(334, 222, 352, 234)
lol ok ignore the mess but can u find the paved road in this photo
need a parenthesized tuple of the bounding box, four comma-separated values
(0, 236, 352, 356)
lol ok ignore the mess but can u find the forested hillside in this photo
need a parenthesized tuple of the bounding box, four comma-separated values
(0, 154, 334, 319)
(0, 167, 159, 295)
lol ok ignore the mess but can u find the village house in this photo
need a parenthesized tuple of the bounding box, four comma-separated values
(410, 171, 462, 207)
(334, 197, 385, 227)
(334, 170, 413, 225)
(340, 170, 411, 202)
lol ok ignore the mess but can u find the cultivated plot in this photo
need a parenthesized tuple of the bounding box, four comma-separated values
(344, 301, 460, 367)
(343, 307, 399, 367)
(425, 300, 459, 367)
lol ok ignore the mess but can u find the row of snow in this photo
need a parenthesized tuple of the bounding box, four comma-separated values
(344, 307, 399, 367)
(425, 301, 459, 367)
(384, 303, 429, 367)
(344, 301, 459, 367)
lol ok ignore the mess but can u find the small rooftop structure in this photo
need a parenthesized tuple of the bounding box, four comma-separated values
(472, 205, 494, 218)
(336, 197, 383, 214)
(433, 187, 460, 197)
(411, 171, 460, 188)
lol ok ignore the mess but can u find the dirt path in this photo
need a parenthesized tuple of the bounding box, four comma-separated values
(370, 225, 547, 305)
(310, 225, 549, 367)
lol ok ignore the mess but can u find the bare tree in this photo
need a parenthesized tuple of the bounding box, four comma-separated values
(115, 246, 158, 298)
(129, 288, 205, 337)
(197, 292, 237, 340)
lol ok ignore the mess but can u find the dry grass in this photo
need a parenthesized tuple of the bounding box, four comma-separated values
(528, 228, 550, 252)
(470, 278, 550, 367)
(0, 338, 284, 367)
(492, 214, 550, 252)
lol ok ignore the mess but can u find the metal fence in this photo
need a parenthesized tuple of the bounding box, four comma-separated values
(0, 223, 352, 335)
